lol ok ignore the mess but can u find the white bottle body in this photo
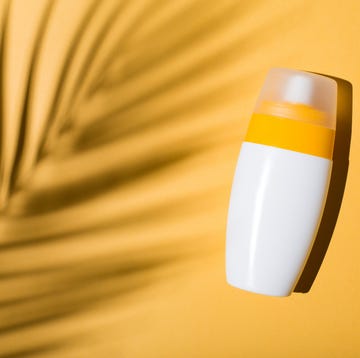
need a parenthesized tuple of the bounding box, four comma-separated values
(226, 142, 332, 296)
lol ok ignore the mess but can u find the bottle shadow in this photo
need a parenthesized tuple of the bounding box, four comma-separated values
(294, 74, 353, 293)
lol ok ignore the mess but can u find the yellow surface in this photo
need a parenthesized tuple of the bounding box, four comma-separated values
(0, 0, 359, 357)
(246, 112, 335, 159)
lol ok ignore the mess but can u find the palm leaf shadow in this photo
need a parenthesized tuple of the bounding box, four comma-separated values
(0, 0, 251, 356)
(7, 0, 55, 198)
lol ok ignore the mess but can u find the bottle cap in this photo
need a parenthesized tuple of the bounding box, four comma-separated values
(254, 68, 337, 129)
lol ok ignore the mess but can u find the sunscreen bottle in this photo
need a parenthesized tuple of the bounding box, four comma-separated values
(226, 68, 337, 296)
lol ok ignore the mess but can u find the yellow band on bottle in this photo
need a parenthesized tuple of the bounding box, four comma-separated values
(245, 113, 335, 159)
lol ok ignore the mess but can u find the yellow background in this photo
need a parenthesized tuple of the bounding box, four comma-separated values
(0, 0, 359, 357)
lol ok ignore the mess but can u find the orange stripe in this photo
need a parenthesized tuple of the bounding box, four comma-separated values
(245, 113, 335, 159)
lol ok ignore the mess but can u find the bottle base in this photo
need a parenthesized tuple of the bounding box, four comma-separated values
(226, 276, 292, 297)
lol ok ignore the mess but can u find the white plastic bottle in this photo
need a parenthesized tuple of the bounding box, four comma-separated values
(226, 68, 337, 296)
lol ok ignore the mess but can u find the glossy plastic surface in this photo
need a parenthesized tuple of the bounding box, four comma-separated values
(226, 142, 331, 296)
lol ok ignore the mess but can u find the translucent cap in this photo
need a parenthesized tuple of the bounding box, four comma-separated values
(254, 68, 337, 129)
